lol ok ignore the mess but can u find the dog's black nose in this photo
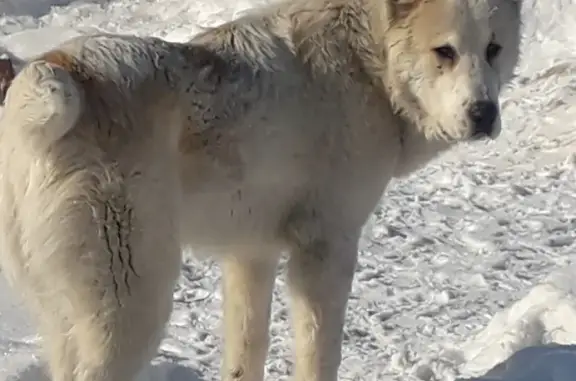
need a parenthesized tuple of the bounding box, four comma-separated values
(468, 100, 498, 139)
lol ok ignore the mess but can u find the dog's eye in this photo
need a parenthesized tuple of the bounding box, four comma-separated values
(486, 42, 502, 64)
(433, 45, 457, 63)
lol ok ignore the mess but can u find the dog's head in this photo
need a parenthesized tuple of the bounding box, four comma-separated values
(375, 0, 521, 142)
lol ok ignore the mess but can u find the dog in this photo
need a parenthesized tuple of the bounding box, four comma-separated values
(0, 0, 522, 380)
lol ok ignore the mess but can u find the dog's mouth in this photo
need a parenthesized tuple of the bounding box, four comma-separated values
(470, 124, 501, 141)
(437, 127, 495, 144)
(470, 131, 492, 141)
(435, 124, 462, 143)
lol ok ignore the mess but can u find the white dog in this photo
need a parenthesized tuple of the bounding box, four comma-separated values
(0, 0, 522, 380)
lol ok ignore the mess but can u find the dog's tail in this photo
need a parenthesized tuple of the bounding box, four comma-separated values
(1, 59, 83, 149)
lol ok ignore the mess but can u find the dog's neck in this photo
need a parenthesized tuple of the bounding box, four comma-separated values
(287, 0, 453, 177)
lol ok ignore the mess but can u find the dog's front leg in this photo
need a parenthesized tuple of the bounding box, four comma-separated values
(221, 255, 278, 381)
(286, 220, 359, 381)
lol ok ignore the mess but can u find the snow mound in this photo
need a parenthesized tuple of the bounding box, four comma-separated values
(459, 266, 576, 378)
(0, 0, 109, 18)
(397, 266, 576, 381)
(0, 26, 100, 66)
(409, 266, 576, 381)
(462, 344, 576, 381)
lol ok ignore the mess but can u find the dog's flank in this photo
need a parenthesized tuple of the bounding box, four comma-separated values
(0, 1, 522, 381)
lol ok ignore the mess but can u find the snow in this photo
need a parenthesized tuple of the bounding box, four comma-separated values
(0, 0, 575, 380)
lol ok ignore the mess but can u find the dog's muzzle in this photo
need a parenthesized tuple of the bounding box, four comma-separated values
(468, 100, 498, 139)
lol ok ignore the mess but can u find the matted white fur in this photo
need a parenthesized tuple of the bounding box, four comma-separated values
(0, 0, 522, 381)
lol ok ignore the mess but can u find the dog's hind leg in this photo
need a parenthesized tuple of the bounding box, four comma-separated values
(0, 59, 83, 381)
(0, 56, 181, 381)
(0, 57, 182, 381)
(283, 206, 359, 381)
(13, 177, 182, 381)
(22, 180, 181, 381)
(220, 254, 278, 381)
(38, 318, 76, 381)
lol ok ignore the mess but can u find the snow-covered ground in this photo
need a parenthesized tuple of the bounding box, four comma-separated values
(0, 0, 575, 380)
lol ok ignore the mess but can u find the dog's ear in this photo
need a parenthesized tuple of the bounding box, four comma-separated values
(370, 0, 422, 39)
(387, 0, 422, 21)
